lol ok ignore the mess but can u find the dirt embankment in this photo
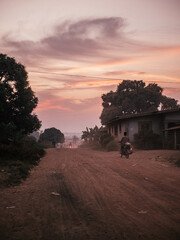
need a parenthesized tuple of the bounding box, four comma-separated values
(0, 148, 180, 240)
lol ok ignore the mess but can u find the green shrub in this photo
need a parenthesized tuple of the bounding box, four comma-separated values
(0, 136, 45, 186)
(0, 122, 19, 144)
(0, 136, 45, 162)
(100, 134, 114, 148)
(18, 136, 45, 162)
(81, 126, 119, 152)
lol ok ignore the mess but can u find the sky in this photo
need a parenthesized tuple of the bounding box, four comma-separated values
(0, 0, 180, 133)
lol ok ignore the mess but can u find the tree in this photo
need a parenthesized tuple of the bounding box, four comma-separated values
(0, 53, 41, 138)
(81, 125, 108, 145)
(39, 128, 65, 145)
(81, 126, 100, 143)
(160, 95, 179, 110)
(100, 80, 179, 124)
(81, 127, 90, 142)
(81, 125, 118, 150)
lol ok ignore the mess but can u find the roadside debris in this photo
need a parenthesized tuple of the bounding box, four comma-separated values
(160, 164, 168, 167)
(138, 210, 148, 214)
(51, 192, 60, 196)
(132, 164, 137, 167)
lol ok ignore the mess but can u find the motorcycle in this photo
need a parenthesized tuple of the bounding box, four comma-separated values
(120, 142, 133, 158)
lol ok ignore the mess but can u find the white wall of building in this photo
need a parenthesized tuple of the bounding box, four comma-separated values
(108, 111, 180, 143)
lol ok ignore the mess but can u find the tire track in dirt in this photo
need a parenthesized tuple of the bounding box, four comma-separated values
(57, 149, 127, 240)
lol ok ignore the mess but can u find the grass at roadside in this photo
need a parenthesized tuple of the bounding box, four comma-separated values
(0, 137, 46, 187)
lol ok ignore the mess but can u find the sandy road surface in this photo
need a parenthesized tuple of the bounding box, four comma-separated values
(0, 148, 180, 240)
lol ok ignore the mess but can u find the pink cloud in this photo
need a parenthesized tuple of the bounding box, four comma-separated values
(145, 45, 180, 54)
(34, 93, 102, 132)
(36, 99, 73, 112)
(36, 90, 102, 113)
(163, 87, 180, 95)
(163, 87, 180, 103)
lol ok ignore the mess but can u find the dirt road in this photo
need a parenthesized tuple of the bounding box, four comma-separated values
(0, 148, 180, 240)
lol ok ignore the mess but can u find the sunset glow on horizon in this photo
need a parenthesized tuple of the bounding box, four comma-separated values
(1, 0, 180, 132)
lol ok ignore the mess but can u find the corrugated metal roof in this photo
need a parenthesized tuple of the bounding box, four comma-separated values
(105, 108, 180, 125)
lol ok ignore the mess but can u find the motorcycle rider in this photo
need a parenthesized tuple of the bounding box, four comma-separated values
(119, 132, 129, 156)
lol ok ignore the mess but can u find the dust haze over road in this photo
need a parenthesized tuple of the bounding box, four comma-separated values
(0, 148, 180, 240)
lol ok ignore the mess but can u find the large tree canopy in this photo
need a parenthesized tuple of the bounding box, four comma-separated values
(0, 53, 41, 137)
(100, 80, 179, 124)
(39, 128, 65, 144)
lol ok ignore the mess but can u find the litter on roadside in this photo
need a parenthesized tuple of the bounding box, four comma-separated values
(138, 210, 148, 214)
(51, 192, 60, 196)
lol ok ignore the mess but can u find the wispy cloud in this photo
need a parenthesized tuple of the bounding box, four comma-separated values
(104, 71, 147, 76)
(1, 17, 126, 64)
(2, 17, 180, 73)
(36, 90, 102, 115)
(144, 45, 180, 54)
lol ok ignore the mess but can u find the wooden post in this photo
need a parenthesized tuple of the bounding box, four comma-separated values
(162, 131, 165, 149)
(174, 130, 176, 150)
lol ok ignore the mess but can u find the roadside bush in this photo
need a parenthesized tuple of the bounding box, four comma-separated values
(0, 122, 22, 144)
(0, 136, 45, 186)
(106, 140, 119, 151)
(100, 134, 114, 148)
(81, 126, 119, 152)
(0, 136, 45, 162)
(18, 136, 45, 162)
(134, 130, 162, 150)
